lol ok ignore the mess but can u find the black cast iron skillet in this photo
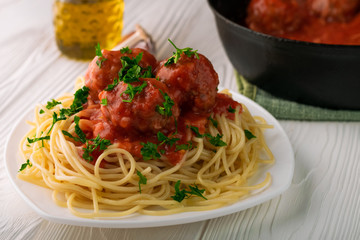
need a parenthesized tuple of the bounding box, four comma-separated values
(208, 0, 360, 110)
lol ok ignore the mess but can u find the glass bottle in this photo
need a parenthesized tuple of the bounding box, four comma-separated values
(53, 0, 124, 60)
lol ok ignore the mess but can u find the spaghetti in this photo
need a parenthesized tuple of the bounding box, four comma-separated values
(18, 43, 274, 218)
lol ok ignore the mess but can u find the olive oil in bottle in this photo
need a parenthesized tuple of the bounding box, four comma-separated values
(53, 0, 124, 60)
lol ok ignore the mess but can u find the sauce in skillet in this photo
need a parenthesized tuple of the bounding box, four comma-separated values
(246, 0, 360, 45)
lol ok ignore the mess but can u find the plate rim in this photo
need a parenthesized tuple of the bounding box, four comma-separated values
(4, 89, 294, 228)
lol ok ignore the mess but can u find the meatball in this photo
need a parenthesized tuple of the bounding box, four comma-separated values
(98, 78, 179, 134)
(155, 53, 219, 113)
(85, 48, 158, 101)
(246, 0, 307, 35)
(307, 0, 360, 22)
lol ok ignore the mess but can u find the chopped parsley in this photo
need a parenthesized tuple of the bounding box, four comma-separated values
(157, 132, 179, 147)
(70, 86, 90, 113)
(171, 180, 186, 202)
(189, 126, 227, 147)
(141, 66, 153, 78)
(121, 63, 142, 84)
(189, 126, 203, 138)
(47, 112, 67, 134)
(104, 78, 120, 91)
(228, 105, 236, 113)
(118, 54, 153, 103)
(104, 52, 154, 103)
(46, 99, 61, 109)
(18, 159, 32, 172)
(140, 131, 186, 160)
(82, 135, 111, 162)
(136, 170, 147, 193)
(187, 184, 207, 200)
(101, 97, 108, 106)
(171, 180, 207, 202)
(120, 46, 132, 54)
(62, 116, 110, 161)
(62, 130, 82, 143)
(205, 133, 227, 147)
(121, 81, 148, 103)
(244, 130, 256, 140)
(27, 136, 50, 143)
(117, 53, 149, 85)
(39, 109, 45, 114)
(164, 39, 199, 67)
(156, 90, 175, 117)
(208, 116, 218, 128)
(140, 142, 161, 160)
(74, 116, 87, 143)
(27, 135, 50, 148)
(175, 141, 194, 151)
(59, 86, 89, 118)
(95, 43, 107, 68)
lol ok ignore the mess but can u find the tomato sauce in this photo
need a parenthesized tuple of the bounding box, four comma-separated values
(213, 93, 242, 120)
(77, 48, 241, 166)
(246, 0, 360, 45)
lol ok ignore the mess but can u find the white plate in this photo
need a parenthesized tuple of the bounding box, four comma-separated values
(4, 90, 294, 228)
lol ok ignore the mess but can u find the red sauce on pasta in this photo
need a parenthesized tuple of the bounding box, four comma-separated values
(77, 48, 241, 165)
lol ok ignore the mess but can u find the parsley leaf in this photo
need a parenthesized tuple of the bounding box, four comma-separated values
(95, 42, 102, 56)
(18, 159, 32, 172)
(39, 109, 45, 114)
(118, 53, 145, 84)
(188, 184, 207, 200)
(82, 135, 111, 162)
(175, 141, 193, 151)
(101, 97, 108, 106)
(171, 180, 207, 202)
(140, 132, 180, 160)
(204, 133, 227, 147)
(164, 39, 199, 67)
(121, 81, 147, 103)
(104, 78, 120, 91)
(94, 135, 111, 150)
(156, 90, 175, 117)
(104, 52, 154, 94)
(72, 86, 90, 111)
(62, 130, 82, 142)
(208, 116, 218, 128)
(228, 105, 236, 113)
(171, 180, 187, 202)
(60, 86, 89, 118)
(136, 170, 147, 193)
(46, 99, 61, 109)
(141, 66, 153, 78)
(189, 126, 226, 147)
(95, 43, 107, 68)
(189, 126, 203, 138)
(74, 116, 87, 143)
(120, 46, 132, 54)
(157, 132, 179, 147)
(123, 65, 142, 83)
(140, 142, 161, 160)
(48, 112, 67, 134)
(27, 136, 50, 144)
(244, 130, 256, 140)
(61, 115, 111, 162)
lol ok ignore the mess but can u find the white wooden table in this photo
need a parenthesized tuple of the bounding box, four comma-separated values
(1, 0, 359, 239)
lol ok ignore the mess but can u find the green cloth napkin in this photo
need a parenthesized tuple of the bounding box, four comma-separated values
(236, 73, 360, 121)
